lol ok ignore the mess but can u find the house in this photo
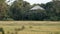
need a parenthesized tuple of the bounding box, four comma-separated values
(30, 5, 45, 10)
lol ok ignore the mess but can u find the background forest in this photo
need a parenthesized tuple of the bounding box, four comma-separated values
(0, 0, 60, 21)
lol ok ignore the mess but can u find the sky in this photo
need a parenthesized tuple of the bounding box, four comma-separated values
(23, 0, 52, 5)
(6, 0, 15, 5)
(6, 0, 52, 5)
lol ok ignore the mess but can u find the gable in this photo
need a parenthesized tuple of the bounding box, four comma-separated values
(30, 5, 45, 10)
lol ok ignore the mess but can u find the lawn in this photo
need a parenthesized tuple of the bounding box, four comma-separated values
(0, 21, 60, 34)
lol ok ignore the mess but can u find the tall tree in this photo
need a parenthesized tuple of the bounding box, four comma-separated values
(0, 0, 8, 20)
(9, 0, 31, 20)
(42, 1, 60, 20)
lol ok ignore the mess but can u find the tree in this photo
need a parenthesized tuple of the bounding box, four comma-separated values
(9, 0, 31, 20)
(22, 8, 46, 20)
(41, 1, 60, 21)
(0, 0, 8, 20)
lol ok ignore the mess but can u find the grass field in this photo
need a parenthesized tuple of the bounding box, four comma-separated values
(0, 21, 60, 34)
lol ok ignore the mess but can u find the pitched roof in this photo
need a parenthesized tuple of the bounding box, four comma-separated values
(30, 5, 45, 10)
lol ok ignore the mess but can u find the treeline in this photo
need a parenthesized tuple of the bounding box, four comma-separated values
(0, 0, 60, 21)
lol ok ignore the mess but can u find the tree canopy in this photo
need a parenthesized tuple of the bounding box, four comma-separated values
(0, 0, 60, 21)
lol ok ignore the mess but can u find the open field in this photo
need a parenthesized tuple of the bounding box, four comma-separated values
(0, 21, 60, 34)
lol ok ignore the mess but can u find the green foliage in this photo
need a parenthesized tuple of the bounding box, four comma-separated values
(44, 1, 60, 21)
(9, 0, 23, 20)
(0, 28, 4, 34)
(1, 0, 60, 21)
(23, 10, 46, 20)
(0, 0, 9, 20)
(9, 0, 31, 20)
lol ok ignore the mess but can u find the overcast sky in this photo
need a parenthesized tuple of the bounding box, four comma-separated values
(6, 0, 52, 5)
(24, 0, 52, 5)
